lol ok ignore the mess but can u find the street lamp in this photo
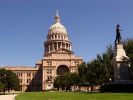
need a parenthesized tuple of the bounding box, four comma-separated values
(109, 78, 112, 82)
(128, 62, 131, 68)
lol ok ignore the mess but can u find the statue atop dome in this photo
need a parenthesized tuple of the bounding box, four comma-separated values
(55, 11, 60, 23)
(115, 24, 122, 44)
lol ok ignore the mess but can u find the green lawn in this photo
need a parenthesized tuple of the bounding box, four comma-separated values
(16, 92, 133, 100)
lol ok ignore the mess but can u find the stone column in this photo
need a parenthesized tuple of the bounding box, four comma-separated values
(65, 43, 66, 49)
(42, 68, 45, 91)
(48, 44, 50, 52)
(45, 45, 46, 53)
(70, 44, 72, 50)
(57, 42, 58, 50)
(61, 41, 62, 48)
(52, 42, 54, 51)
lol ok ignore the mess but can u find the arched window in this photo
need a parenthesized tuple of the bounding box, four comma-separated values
(57, 65, 69, 75)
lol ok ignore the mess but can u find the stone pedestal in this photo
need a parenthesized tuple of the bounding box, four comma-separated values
(112, 43, 130, 81)
(100, 43, 133, 92)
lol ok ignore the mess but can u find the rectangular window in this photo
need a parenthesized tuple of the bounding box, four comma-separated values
(47, 62, 52, 66)
(47, 69, 52, 74)
(27, 79, 31, 84)
(27, 79, 29, 84)
(20, 73, 22, 77)
(47, 76, 52, 81)
(27, 73, 31, 77)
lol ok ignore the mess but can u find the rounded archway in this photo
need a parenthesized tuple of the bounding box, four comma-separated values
(57, 65, 69, 75)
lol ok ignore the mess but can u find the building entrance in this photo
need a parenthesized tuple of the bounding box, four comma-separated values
(57, 65, 69, 75)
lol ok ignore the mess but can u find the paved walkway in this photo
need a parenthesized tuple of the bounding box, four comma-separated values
(0, 95, 16, 100)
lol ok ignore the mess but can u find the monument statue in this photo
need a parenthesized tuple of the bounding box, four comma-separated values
(112, 25, 129, 81)
(100, 25, 133, 92)
(115, 24, 122, 44)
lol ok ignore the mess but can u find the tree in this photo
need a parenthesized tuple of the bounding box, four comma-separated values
(78, 61, 99, 92)
(0, 82, 4, 92)
(54, 75, 64, 90)
(123, 39, 133, 80)
(6, 70, 20, 91)
(87, 60, 98, 92)
(95, 45, 114, 83)
(78, 62, 88, 86)
(70, 73, 79, 86)
(0, 68, 20, 93)
(62, 72, 72, 91)
(78, 45, 114, 92)
(0, 68, 7, 93)
(54, 72, 79, 91)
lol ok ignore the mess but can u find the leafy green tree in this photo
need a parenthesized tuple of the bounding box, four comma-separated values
(54, 72, 79, 91)
(95, 45, 114, 83)
(78, 45, 114, 92)
(70, 73, 79, 86)
(54, 75, 64, 90)
(78, 62, 88, 86)
(0, 68, 20, 92)
(0, 68, 7, 93)
(123, 39, 133, 80)
(6, 70, 20, 91)
(78, 62, 98, 92)
(69, 73, 79, 91)
(0, 82, 4, 92)
(62, 72, 72, 91)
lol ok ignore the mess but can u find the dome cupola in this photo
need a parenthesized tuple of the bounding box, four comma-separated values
(48, 11, 67, 35)
(44, 12, 72, 55)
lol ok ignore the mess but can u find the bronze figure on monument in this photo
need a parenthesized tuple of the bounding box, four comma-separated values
(115, 24, 122, 44)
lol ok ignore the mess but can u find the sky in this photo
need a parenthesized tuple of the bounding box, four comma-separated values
(0, 0, 133, 66)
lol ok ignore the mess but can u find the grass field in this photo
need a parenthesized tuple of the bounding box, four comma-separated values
(15, 92, 133, 100)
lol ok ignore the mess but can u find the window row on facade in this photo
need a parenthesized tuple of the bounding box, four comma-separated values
(48, 34, 68, 40)
(47, 69, 52, 74)
(19, 78, 42, 84)
(50, 26, 65, 30)
(46, 60, 79, 67)
(16, 72, 36, 77)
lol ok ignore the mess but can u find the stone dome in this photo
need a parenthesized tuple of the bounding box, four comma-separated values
(44, 12, 72, 54)
(48, 12, 67, 35)
(49, 23, 67, 34)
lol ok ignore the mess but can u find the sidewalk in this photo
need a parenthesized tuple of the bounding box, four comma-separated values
(0, 95, 16, 100)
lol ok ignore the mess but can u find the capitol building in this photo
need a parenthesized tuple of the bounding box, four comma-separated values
(5, 12, 83, 91)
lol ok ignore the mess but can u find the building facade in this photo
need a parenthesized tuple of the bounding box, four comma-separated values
(5, 12, 83, 91)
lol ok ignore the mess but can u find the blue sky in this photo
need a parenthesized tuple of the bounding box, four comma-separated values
(0, 0, 133, 66)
